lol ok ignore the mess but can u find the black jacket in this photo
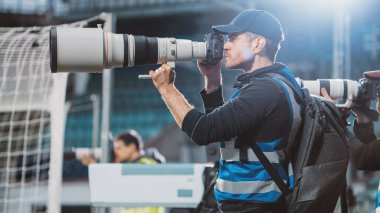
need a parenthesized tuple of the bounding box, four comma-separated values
(349, 120, 380, 170)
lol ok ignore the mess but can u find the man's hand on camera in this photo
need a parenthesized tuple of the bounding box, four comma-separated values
(149, 63, 175, 95)
(197, 59, 222, 78)
(321, 87, 372, 123)
(321, 87, 334, 103)
(350, 101, 372, 123)
(149, 63, 193, 128)
(197, 60, 222, 94)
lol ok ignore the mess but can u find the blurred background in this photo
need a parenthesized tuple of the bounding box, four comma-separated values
(0, 0, 379, 212)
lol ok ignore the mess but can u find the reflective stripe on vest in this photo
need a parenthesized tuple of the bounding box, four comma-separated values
(221, 147, 280, 163)
(137, 157, 158, 164)
(216, 179, 282, 194)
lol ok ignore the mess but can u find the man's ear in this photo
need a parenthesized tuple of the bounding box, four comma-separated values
(252, 37, 266, 54)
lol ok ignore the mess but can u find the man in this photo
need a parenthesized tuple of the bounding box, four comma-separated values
(81, 130, 158, 165)
(150, 10, 302, 212)
(321, 86, 380, 212)
(112, 130, 158, 164)
(113, 130, 165, 213)
(81, 130, 165, 213)
(346, 103, 380, 170)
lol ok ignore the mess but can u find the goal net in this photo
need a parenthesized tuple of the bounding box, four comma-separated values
(0, 19, 94, 212)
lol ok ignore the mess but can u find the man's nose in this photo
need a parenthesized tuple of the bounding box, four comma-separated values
(223, 41, 230, 49)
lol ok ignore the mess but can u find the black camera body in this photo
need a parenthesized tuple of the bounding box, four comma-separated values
(358, 70, 380, 103)
(205, 31, 224, 65)
(352, 71, 380, 121)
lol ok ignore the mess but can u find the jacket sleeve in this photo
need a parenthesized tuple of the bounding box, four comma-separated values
(182, 79, 283, 145)
(350, 140, 380, 171)
(353, 120, 377, 144)
(200, 86, 225, 114)
(348, 121, 380, 170)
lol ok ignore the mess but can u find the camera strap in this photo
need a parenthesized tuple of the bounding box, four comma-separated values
(265, 72, 304, 105)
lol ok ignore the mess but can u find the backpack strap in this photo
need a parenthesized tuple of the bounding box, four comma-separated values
(250, 143, 291, 196)
(248, 74, 303, 196)
(265, 74, 306, 156)
(313, 98, 349, 213)
(265, 73, 304, 105)
(340, 184, 348, 213)
(314, 100, 348, 143)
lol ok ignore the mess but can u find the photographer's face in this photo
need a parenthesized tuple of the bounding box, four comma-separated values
(224, 32, 257, 70)
(113, 139, 135, 163)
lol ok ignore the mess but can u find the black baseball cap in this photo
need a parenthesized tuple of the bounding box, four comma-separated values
(212, 9, 284, 43)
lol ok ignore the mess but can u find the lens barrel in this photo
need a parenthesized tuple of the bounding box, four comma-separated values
(134, 36, 158, 65)
(50, 27, 207, 73)
(301, 79, 360, 101)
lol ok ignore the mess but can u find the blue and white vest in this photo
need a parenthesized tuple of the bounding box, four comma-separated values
(214, 68, 302, 203)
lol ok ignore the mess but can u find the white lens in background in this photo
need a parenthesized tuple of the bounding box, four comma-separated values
(328, 79, 345, 100)
(74, 148, 102, 160)
(301, 79, 360, 101)
(301, 80, 321, 97)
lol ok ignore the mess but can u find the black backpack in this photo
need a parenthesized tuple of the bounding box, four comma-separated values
(251, 75, 349, 213)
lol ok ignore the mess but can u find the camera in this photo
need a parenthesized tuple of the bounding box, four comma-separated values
(49, 27, 380, 110)
(299, 70, 380, 103)
(299, 70, 380, 121)
(299, 78, 360, 102)
(71, 147, 165, 164)
(72, 147, 103, 161)
(205, 31, 224, 65)
(49, 27, 224, 73)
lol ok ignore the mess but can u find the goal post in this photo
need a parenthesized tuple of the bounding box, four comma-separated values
(0, 14, 111, 213)
(0, 26, 61, 213)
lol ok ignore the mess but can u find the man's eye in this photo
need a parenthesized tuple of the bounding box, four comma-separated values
(228, 35, 238, 42)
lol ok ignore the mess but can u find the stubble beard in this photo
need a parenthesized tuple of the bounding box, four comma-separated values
(226, 57, 255, 71)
